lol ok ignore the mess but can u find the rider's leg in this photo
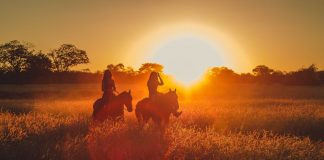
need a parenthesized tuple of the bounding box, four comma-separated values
(102, 92, 112, 106)
(102, 92, 107, 105)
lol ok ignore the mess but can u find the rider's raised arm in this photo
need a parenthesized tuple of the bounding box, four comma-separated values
(158, 73, 164, 85)
(112, 80, 116, 91)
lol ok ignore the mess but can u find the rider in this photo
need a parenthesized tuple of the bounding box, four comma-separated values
(147, 71, 182, 117)
(147, 71, 163, 99)
(102, 69, 116, 105)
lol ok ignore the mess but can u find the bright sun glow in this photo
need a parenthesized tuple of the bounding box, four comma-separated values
(128, 22, 251, 85)
(149, 33, 224, 85)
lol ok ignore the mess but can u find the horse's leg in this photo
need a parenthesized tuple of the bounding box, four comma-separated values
(160, 114, 171, 133)
(164, 115, 170, 127)
(159, 119, 166, 133)
(135, 109, 145, 128)
(152, 116, 164, 132)
(142, 114, 151, 127)
(163, 115, 170, 131)
(143, 115, 149, 124)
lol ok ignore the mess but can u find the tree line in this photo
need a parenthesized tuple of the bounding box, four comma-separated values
(205, 64, 324, 86)
(0, 40, 323, 85)
(0, 40, 166, 84)
(0, 40, 89, 73)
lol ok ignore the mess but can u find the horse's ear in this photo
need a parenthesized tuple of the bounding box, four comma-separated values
(174, 88, 177, 93)
(169, 88, 172, 92)
(128, 89, 131, 94)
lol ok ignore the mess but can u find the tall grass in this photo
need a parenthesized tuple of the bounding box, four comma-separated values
(0, 84, 324, 159)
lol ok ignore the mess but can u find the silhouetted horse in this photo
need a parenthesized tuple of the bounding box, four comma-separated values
(135, 89, 180, 131)
(92, 90, 132, 122)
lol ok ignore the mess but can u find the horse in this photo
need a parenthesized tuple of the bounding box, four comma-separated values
(135, 89, 180, 131)
(92, 90, 132, 122)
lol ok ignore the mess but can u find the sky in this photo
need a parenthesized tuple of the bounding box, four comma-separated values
(1, 0, 324, 73)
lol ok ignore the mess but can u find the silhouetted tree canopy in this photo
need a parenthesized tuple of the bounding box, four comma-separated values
(285, 64, 321, 85)
(107, 63, 126, 72)
(48, 44, 89, 72)
(26, 52, 52, 73)
(107, 63, 136, 76)
(207, 67, 239, 82)
(251, 65, 284, 84)
(0, 40, 323, 86)
(252, 65, 274, 76)
(0, 40, 33, 73)
(139, 63, 164, 73)
(318, 71, 324, 83)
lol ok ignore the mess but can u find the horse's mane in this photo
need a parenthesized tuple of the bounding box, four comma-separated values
(153, 91, 177, 110)
(116, 91, 131, 100)
(119, 91, 128, 96)
(159, 91, 175, 99)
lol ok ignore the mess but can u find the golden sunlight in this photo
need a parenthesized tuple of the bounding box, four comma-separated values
(149, 33, 224, 85)
(128, 22, 251, 85)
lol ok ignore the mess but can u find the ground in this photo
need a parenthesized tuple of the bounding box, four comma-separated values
(0, 84, 323, 160)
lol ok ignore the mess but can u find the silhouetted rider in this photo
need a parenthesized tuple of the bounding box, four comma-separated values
(147, 71, 164, 98)
(147, 71, 181, 117)
(102, 70, 116, 105)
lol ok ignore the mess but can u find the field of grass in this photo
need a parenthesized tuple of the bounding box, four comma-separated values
(0, 84, 324, 160)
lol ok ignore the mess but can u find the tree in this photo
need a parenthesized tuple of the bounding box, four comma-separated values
(0, 40, 33, 72)
(107, 63, 126, 72)
(285, 64, 321, 85)
(48, 44, 89, 72)
(318, 71, 324, 83)
(138, 63, 164, 73)
(240, 73, 255, 83)
(252, 65, 284, 84)
(125, 66, 135, 74)
(207, 67, 238, 82)
(252, 65, 274, 76)
(209, 67, 236, 76)
(26, 52, 52, 73)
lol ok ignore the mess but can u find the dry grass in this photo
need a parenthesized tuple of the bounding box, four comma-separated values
(0, 84, 324, 159)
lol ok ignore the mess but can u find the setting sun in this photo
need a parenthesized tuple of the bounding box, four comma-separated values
(128, 23, 251, 85)
(149, 33, 224, 85)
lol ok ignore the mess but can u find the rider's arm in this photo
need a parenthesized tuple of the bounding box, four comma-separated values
(112, 80, 116, 91)
(158, 73, 164, 85)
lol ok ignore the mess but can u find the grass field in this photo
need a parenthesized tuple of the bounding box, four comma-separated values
(0, 84, 324, 160)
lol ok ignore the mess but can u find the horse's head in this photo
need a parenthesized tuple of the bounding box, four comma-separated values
(167, 88, 179, 111)
(122, 90, 133, 112)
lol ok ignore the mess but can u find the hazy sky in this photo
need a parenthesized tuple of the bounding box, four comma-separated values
(1, 0, 324, 72)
